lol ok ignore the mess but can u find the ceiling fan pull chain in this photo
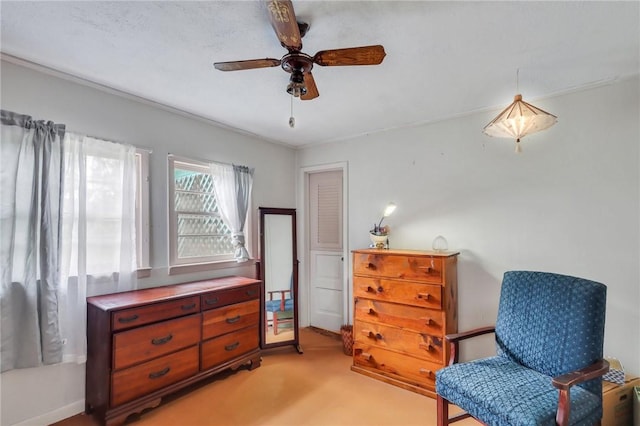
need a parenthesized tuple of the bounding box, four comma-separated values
(289, 95, 295, 128)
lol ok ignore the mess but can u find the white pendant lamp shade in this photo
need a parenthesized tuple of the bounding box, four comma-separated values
(483, 94, 557, 152)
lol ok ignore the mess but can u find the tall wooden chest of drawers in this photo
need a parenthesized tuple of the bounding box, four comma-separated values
(86, 276, 261, 425)
(351, 249, 459, 397)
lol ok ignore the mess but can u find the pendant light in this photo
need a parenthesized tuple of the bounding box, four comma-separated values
(483, 70, 557, 153)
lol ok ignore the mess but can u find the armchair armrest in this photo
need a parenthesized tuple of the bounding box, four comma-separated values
(552, 358, 610, 390)
(445, 326, 495, 365)
(552, 359, 609, 426)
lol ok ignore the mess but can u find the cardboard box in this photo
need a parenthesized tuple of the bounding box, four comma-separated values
(602, 376, 640, 426)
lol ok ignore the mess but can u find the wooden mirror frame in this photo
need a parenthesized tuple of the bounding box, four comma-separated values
(258, 207, 302, 353)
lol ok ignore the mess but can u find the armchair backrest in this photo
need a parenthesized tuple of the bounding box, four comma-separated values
(495, 271, 607, 396)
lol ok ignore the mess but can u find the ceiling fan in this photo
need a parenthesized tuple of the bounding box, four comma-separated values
(213, 0, 386, 100)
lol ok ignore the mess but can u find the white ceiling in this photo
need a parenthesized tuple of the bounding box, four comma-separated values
(1, 1, 638, 148)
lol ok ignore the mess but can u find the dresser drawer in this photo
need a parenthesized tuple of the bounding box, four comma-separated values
(111, 345, 199, 407)
(112, 295, 200, 331)
(113, 314, 201, 370)
(353, 343, 440, 390)
(202, 299, 260, 340)
(353, 277, 442, 309)
(353, 253, 443, 283)
(354, 320, 444, 364)
(201, 283, 260, 311)
(201, 325, 259, 370)
(354, 297, 444, 335)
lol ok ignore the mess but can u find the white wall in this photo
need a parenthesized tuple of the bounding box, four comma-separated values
(297, 77, 640, 376)
(0, 59, 296, 425)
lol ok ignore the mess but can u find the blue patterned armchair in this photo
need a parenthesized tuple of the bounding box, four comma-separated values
(436, 271, 609, 426)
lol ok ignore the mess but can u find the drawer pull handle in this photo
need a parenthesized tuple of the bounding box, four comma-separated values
(419, 368, 433, 376)
(377, 286, 384, 293)
(366, 286, 375, 293)
(366, 263, 376, 270)
(118, 314, 139, 323)
(417, 293, 431, 300)
(225, 315, 241, 324)
(419, 343, 434, 352)
(181, 303, 196, 311)
(361, 352, 373, 361)
(225, 341, 240, 351)
(148, 367, 170, 379)
(205, 297, 219, 306)
(151, 334, 173, 345)
(367, 308, 376, 315)
(362, 330, 383, 340)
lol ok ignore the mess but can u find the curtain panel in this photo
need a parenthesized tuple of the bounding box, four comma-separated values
(0, 109, 66, 371)
(59, 132, 138, 363)
(0, 108, 139, 371)
(210, 163, 254, 262)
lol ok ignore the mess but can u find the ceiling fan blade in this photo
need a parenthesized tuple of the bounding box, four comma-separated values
(265, 0, 302, 51)
(313, 45, 386, 66)
(213, 58, 281, 72)
(301, 72, 319, 100)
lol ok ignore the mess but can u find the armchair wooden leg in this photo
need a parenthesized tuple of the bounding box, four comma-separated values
(437, 394, 449, 426)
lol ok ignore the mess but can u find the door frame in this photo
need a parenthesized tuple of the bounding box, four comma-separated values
(297, 162, 349, 329)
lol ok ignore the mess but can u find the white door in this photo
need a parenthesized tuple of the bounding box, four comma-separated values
(308, 170, 344, 332)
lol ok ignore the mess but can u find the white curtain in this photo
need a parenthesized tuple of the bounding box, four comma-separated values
(58, 132, 138, 363)
(210, 164, 254, 262)
(1, 110, 66, 371)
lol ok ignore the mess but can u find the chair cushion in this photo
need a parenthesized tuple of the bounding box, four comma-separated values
(265, 298, 294, 312)
(436, 356, 602, 426)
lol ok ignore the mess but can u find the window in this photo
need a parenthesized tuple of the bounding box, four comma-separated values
(62, 137, 150, 277)
(168, 155, 246, 273)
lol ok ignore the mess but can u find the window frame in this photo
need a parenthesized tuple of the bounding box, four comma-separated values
(135, 148, 151, 278)
(167, 155, 251, 275)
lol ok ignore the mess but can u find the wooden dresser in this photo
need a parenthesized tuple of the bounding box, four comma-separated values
(86, 276, 261, 425)
(351, 248, 459, 397)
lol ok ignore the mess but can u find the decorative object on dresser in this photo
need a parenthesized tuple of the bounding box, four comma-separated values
(351, 248, 459, 397)
(369, 202, 396, 249)
(85, 276, 262, 426)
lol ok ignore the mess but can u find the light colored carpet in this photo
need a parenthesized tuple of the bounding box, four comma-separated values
(54, 328, 478, 426)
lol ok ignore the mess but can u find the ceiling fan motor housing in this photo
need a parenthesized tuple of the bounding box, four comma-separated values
(281, 52, 314, 74)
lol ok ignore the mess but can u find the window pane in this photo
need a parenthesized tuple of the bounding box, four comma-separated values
(173, 163, 233, 262)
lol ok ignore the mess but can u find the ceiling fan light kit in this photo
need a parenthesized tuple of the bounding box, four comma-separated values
(213, 0, 386, 105)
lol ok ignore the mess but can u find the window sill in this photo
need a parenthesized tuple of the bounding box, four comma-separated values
(168, 259, 257, 276)
(137, 268, 152, 279)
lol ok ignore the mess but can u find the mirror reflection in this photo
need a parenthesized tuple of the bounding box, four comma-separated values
(259, 207, 301, 352)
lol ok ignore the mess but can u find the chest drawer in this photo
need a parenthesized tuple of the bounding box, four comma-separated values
(354, 276, 442, 309)
(354, 320, 444, 364)
(353, 253, 443, 283)
(353, 343, 440, 391)
(201, 325, 259, 370)
(113, 314, 201, 370)
(201, 283, 260, 311)
(112, 295, 200, 331)
(354, 297, 444, 335)
(111, 345, 199, 407)
(202, 299, 260, 340)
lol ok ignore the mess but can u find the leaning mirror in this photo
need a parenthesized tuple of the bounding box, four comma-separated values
(259, 207, 301, 353)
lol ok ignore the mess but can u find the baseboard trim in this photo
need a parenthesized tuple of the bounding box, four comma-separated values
(13, 400, 84, 426)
